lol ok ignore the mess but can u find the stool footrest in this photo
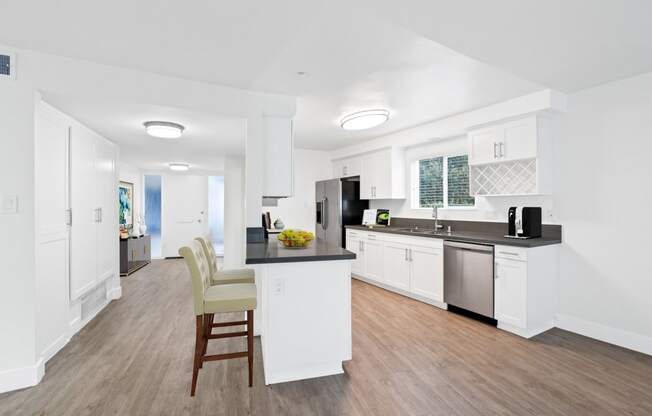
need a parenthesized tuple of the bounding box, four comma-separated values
(202, 351, 248, 362)
(208, 331, 247, 339)
(212, 320, 247, 328)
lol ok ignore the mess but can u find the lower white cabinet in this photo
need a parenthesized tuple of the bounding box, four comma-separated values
(347, 229, 445, 308)
(494, 245, 558, 338)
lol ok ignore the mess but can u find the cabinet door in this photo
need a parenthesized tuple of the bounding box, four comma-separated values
(361, 150, 391, 199)
(468, 125, 503, 165)
(333, 157, 361, 178)
(346, 235, 364, 276)
(410, 246, 443, 302)
(69, 125, 98, 299)
(95, 137, 116, 280)
(501, 117, 537, 162)
(263, 117, 293, 197)
(494, 258, 527, 328)
(382, 242, 411, 291)
(363, 237, 384, 283)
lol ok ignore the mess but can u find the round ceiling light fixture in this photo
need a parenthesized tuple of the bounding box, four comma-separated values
(169, 163, 190, 172)
(340, 109, 390, 131)
(144, 121, 185, 139)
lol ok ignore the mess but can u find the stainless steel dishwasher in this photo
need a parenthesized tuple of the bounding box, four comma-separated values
(443, 241, 495, 318)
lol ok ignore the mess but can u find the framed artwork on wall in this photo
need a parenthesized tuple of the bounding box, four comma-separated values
(119, 181, 134, 227)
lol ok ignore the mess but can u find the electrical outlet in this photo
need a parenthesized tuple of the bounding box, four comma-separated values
(1, 194, 17, 214)
(273, 277, 285, 296)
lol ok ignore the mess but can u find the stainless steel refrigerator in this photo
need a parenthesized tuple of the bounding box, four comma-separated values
(315, 178, 368, 248)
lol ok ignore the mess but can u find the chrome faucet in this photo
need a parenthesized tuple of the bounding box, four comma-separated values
(432, 205, 444, 230)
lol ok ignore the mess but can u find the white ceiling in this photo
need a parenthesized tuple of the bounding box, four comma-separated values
(4, 0, 652, 151)
(42, 94, 245, 173)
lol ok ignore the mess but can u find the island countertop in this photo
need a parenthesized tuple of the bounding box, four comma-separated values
(245, 239, 355, 264)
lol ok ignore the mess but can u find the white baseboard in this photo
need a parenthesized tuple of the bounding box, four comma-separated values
(556, 314, 652, 356)
(107, 286, 122, 300)
(498, 321, 555, 339)
(40, 333, 70, 364)
(263, 362, 344, 385)
(0, 358, 44, 394)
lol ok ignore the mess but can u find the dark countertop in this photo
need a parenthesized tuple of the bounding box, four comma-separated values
(246, 239, 356, 265)
(345, 225, 562, 248)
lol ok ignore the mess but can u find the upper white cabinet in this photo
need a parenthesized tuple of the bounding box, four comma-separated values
(468, 116, 538, 165)
(332, 157, 361, 178)
(468, 115, 554, 196)
(263, 116, 293, 198)
(360, 148, 405, 200)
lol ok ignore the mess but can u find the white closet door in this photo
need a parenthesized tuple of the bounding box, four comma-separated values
(95, 137, 116, 281)
(70, 126, 98, 299)
(35, 103, 70, 359)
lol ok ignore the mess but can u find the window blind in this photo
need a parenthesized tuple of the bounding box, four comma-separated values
(418, 157, 443, 208)
(447, 155, 475, 207)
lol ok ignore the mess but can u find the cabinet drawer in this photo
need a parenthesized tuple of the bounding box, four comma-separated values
(495, 245, 527, 262)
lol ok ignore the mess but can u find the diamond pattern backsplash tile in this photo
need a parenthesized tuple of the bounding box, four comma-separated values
(470, 158, 537, 195)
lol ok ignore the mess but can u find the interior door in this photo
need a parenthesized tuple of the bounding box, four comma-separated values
(383, 242, 410, 291)
(95, 136, 116, 281)
(69, 125, 98, 299)
(162, 175, 209, 257)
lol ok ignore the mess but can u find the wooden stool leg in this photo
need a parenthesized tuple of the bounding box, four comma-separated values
(191, 315, 203, 396)
(247, 310, 254, 387)
(200, 313, 213, 368)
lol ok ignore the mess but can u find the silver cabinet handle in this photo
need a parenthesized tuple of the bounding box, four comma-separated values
(360, 240, 364, 252)
(404, 248, 408, 261)
(500, 142, 505, 157)
(343, 166, 347, 176)
(498, 251, 519, 256)
(409, 248, 413, 262)
(322, 198, 328, 230)
(99, 207, 102, 223)
(494, 142, 498, 158)
(495, 263, 500, 279)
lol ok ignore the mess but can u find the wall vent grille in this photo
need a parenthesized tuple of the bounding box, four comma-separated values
(470, 158, 537, 195)
(0, 54, 13, 78)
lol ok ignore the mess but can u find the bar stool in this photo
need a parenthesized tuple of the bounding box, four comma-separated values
(195, 236, 255, 285)
(179, 241, 256, 396)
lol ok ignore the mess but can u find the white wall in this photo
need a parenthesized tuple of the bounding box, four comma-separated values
(118, 162, 143, 220)
(224, 156, 246, 268)
(263, 149, 332, 233)
(554, 72, 652, 352)
(370, 136, 555, 223)
(0, 81, 38, 390)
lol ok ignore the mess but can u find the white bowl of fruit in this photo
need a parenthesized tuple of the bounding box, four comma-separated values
(277, 229, 315, 249)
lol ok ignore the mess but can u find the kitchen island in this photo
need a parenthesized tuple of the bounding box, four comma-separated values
(246, 238, 355, 385)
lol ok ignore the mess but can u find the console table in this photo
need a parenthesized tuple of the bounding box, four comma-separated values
(120, 235, 151, 276)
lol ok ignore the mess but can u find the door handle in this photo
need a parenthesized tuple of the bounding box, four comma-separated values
(405, 248, 408, 261)
(98, 207, 102, 223)
(409, 248, 413, 262)
(493, 142, 498, 158)
(500, 142, 505, 157)
(322, 198, 328, 230)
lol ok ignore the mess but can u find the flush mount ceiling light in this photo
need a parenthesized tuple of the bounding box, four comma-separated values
(340, 109, 390, 131)
(143, 121, 185, 139)
(169, 163, 190, 171)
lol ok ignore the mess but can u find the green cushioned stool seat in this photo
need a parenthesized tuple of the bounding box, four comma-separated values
(203, 283, 257, 314)
(195, 236, 255, 285)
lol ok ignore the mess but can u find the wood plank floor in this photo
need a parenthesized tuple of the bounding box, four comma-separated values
(1, 259, 651, 415)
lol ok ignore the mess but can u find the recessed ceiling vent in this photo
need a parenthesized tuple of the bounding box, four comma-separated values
(0, 54, 14, 79)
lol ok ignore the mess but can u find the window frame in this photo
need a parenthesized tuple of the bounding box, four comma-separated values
(411, 153, 476, 210)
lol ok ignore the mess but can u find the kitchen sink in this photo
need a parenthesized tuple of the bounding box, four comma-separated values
(395, 227, 447, 235)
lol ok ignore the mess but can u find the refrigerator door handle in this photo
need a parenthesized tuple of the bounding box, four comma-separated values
(322, 197, 328, 230)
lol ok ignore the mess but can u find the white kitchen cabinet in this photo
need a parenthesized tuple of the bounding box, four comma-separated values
(494, 244, 558, 338)
(382, 241, 411, 291)
(468, 116, 538, 165)
(263, 116, 293, 198)
(410, 244, 444, 303)
(494, 256, 527, 328)
(346, 229, 445, 308)
(363, 235, 384, 283)
(359, 147, 405, 200)
(332, 157, 362, 178)
(345, 232, 364, 276)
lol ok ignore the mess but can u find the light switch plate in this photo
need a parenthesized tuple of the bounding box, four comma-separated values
(1, 194, 18, 214)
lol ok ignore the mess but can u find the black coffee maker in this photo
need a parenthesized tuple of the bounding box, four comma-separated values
(506, 207, 542, 239)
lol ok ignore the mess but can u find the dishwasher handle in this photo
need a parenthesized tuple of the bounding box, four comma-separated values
(443, 240, 494, 253)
